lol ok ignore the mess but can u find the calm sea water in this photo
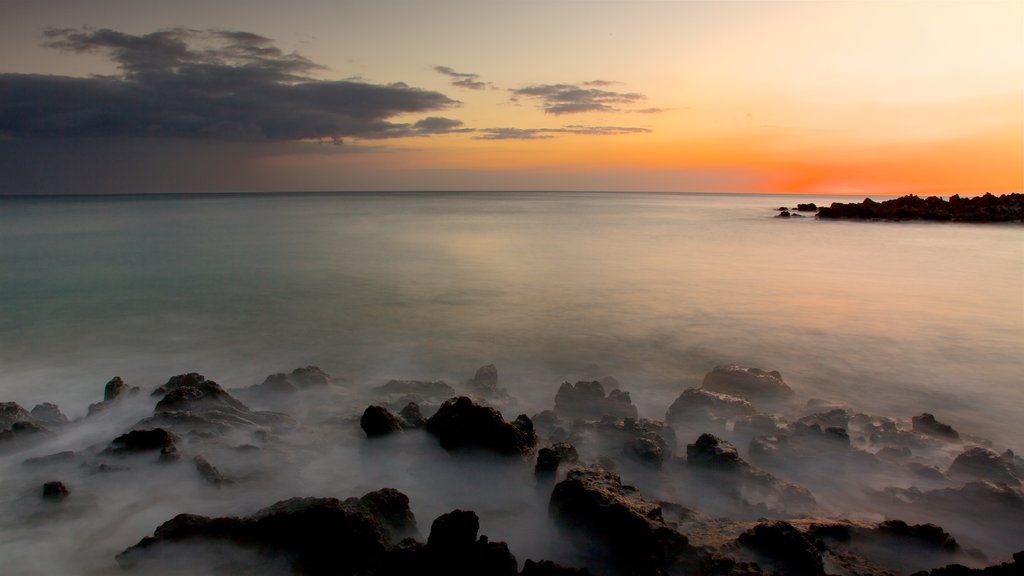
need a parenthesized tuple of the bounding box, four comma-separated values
(1, 192, 1022, 448)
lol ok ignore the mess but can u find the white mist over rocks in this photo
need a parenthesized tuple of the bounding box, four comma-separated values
(1, 192, 1022, 574)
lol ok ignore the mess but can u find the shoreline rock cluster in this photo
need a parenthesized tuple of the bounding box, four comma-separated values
(808, 193, 1023, 222)
(2, 362, 1022, 575)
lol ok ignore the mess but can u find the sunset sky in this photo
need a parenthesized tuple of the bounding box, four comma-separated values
(1, 0, 1021, 195)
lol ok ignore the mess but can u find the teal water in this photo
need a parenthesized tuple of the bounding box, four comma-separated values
(1, 191, 1022, 447)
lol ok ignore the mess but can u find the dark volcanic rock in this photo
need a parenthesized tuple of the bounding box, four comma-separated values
(910, 551, 1024, 575)
(736, 521, 825, 576)
(665, 387, 756, 425)
(467, 364, 506, 398)
(250, 366, 334, 394)
(535, 442, 579, 477)
(817, 193, 1024, 222)
(30, 403, 68, 427)
(0, 402, 33, 429)
(152, 372, 207, 397)
(796, 202, 818, 211)
(623, 436, 665, 468)
(89, 376, 141, 414)
(398, 402, 426, 429)
(42, 481, 70, 500)
(423, 509, 518, 576)
(0, 420, 48, 446)
(687, 433, 744, 471)
(701, 365, 794, 401)
(104, 428, 178, 454)
(948, 447, 1020, 485)
(554, 381, 638, 421)
(194, 455, 230, 487)
(877, 520, 958, 551)
(549, 466, 691, 575)
(155, 379, 249, 414)
(913, 413, 960, 440)
(360, 405, 405, 438)
(118, 489, 414, 575)
(425, 396, 536, 455)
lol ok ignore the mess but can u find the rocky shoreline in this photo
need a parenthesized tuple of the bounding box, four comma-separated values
(2, 363, 1022, 575)
(774, 193, 1024, 222)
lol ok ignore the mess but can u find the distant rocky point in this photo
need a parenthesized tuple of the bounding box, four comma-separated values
(815, 193, 1024, 222)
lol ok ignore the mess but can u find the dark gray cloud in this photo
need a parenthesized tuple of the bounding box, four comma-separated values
(474, 125, 650, 140)
(510, 83, 647, 115)
(433, 65, 489, 90)
(0, 28, 458, 142)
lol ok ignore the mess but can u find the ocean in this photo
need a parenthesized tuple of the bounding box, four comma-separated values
(1, 191, 1022, 574)
(2, 191, 1020, 446)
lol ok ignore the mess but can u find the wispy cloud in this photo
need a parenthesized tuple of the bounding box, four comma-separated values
(434, 65, 489, 90)
(474, 125, 650, 140)
(510, 83, 649, 115)
(0, 28, 458, 142)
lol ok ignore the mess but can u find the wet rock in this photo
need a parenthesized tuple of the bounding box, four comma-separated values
(30, 403, 68, 427)
(42, 481, 70, 500)
(119, 489, 414, 575)
(358, 488, 419, 542)
(104, 428, 178, 455)
(0, 420, 48, 446)
(796, 203, 818, 211)
(155, 379, 249, 414)
(152, 372, 207, 397)
(194, 455, 230, 487)
(910, 551, 1023, 575)
(423, 509, 518, 576)
(687, 433, 743, 471)
(521, 559, 593, 575)
(427, 509, 479, 550)
(554, 381, 638, 421)
(817, 193, 1024, 222)
(701, 365, 794, 401)
(665, 388, 756, 425)
(948, 447, 1020, 485)
(536, 442, 579, 476)
(398, 402, 426, 429)
(736, 521, 825, 576)
(425, 396, 536, 456)
(361, 405, 405, 438)
(623, 436, 664, 468)
(466, 364, 507, 399)
(89, 376, 142, 415)
(913, 413, 960, 440)
(0, 402, 33, 429)
(549, 466, 691, 575)
(776, 209, 792, 218)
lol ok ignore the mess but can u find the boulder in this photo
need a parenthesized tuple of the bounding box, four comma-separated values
(912, 413, 960, 440)
(152, 372, 207, 397)
(948, 447, 1020, 486)
(249, 366, 334, 394)
(535, 442, 579, 477)
(876, 520, 958, 551)
(399, 402, 427, 429)
(467, 364, 504, 397)
(554, 381, 638, 421)
(89, 376, 141, 415)
(104, 428, 178, 454)
(701, 365, 794, 400)
(155, 379, 249, 414)
(736, 521, 825, 576)
(0, 402, 33, 429)
(30, 403, 68, 427)
(118, 489, 415, 575)
(360, 405, 405, 438)
(665, 388, 756, 425)
(549, 466, 691, 575)
(425, 397, 536, 456)
(42, 481, 70, 500)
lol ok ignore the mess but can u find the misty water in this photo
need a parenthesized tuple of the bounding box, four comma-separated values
(1, 192, 1022, 574)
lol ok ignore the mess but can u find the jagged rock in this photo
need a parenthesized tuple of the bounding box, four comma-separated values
(817, 193, 1024, 222)
(521, 559, 593, 575)
(0, 420, 47, 445)
(249, 366, 334, 394)
(361, 405, 405, 438)
(194, 455, 230, 487)
(549, 466, 691, 575)
(118, 489, 415, 575)
(467, 364, 502, 397)
(701, 365, 794, 400)
(687, 434, 817, 514)
(398, 402, 426, 429)
(908, 462, 947, 480)
(736, 521, 825, 576)
(624, 436, 664, 468)
(877, 520, 958, 551)
(104, 428, 178, 455)
(89, 376, 142, 415)
(357, 488, 418, 542)
(42, 481, 70, 500)
(666, 388, 756, 425)
(554, 381, 638, 421)
(155, 379, 249, 414)
(913, 413, 960, 440)
(422, 509, 518, 576)
(152, 372, 207, 397)
(948, 447, 1020, 485)
(425, 396, 536, 455)
(0, 402, 33, 429)
(377, 380, 455, 400)
(30, 403, 68, 427)
(536, 443, 579, 477)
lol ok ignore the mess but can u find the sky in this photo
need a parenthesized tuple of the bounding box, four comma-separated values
(0, 0, 1021, 195)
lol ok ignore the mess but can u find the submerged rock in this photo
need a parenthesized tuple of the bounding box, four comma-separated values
(425, 396, 536, 456)
(104, 428, 178, 455)
(361, 405, 405, 438)
(42, 481, 70, 500)
(377, 380, 455, 400)
(554, 381, 638, 421)
(194, 455, 230, 487)
(249, 366, 335, 394)
(535, 442, 579, 477)
(398, 402, 426, 429)
(549, 466, 691, 575)
(701, 365, 794, 400)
